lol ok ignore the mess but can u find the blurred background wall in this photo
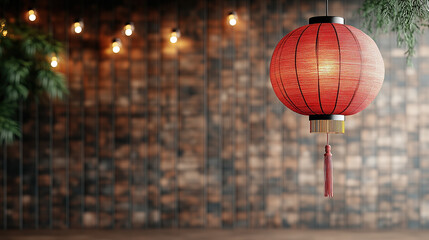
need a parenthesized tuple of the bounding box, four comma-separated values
(0, 0, 427, 230)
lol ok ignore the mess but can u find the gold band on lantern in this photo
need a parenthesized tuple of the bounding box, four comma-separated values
(309, 115, 345, 134)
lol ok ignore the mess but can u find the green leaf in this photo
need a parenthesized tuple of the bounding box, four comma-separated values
(0, 19, 68, 144)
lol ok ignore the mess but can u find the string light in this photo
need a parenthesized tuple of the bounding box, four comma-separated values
(124, 22, 134, 37)
(112, 38, 122, 53)
(228, 11, 237, 26)
(28, 9, 37, 22)
(50, 55, 58, 68)
(73, 19, 84, 34)
(1, 21, 5, 36)
(170, 28, 180, 44)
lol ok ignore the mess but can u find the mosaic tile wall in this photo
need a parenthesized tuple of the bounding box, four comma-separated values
(1, 0, 428, 229)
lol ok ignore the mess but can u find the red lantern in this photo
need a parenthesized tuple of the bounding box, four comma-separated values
(270, 16, 384, 197)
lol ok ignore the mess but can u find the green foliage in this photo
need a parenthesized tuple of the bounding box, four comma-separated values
(360, 0, 429, 64)
(0, 19, 68, 144)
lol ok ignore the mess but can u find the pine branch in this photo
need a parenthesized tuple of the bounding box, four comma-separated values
(360, 0, 429, 64)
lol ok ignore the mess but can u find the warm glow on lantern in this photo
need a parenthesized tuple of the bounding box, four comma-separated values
(228, 12, 237, 26)
(2, 30, 6, 37)
(124, 22, 134, 36)
(319, 63, 335, 75)
(112, 38, 121, 53)
(170, 29, 180, 44)
(50, 55, 58, 68)
(28, 9, 37, 22)
(73, 20, 83, 34)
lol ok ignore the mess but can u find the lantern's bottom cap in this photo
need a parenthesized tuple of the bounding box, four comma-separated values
(309, 115, 345, 134)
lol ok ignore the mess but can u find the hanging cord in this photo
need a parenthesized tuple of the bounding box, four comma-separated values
(325, 0, 328, 16)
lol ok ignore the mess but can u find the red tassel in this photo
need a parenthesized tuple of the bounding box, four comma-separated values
(324, 144, 333, 198)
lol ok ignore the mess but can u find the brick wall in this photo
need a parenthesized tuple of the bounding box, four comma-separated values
(0, 0, 427, 229)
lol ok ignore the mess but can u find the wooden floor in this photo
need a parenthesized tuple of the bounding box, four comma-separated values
(2, 230, 429, 240)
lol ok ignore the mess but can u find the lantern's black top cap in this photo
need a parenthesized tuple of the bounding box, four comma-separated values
(309, 16, 344, 24)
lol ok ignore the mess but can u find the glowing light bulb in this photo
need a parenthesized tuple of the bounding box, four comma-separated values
(170, 29, 180, 44)
(124, 22, 134, 37)
(228, 12, 237, 26)
(112, 38, 122, 53)
(28, 9, 37, 22)
(229, 18, 236, 26)
(51, 56, 58, 68)
(125, 28, 132, 36)
(1, 21, 6, 37)
(73, 19, 84, 34)
(74, 25, 82, 33)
